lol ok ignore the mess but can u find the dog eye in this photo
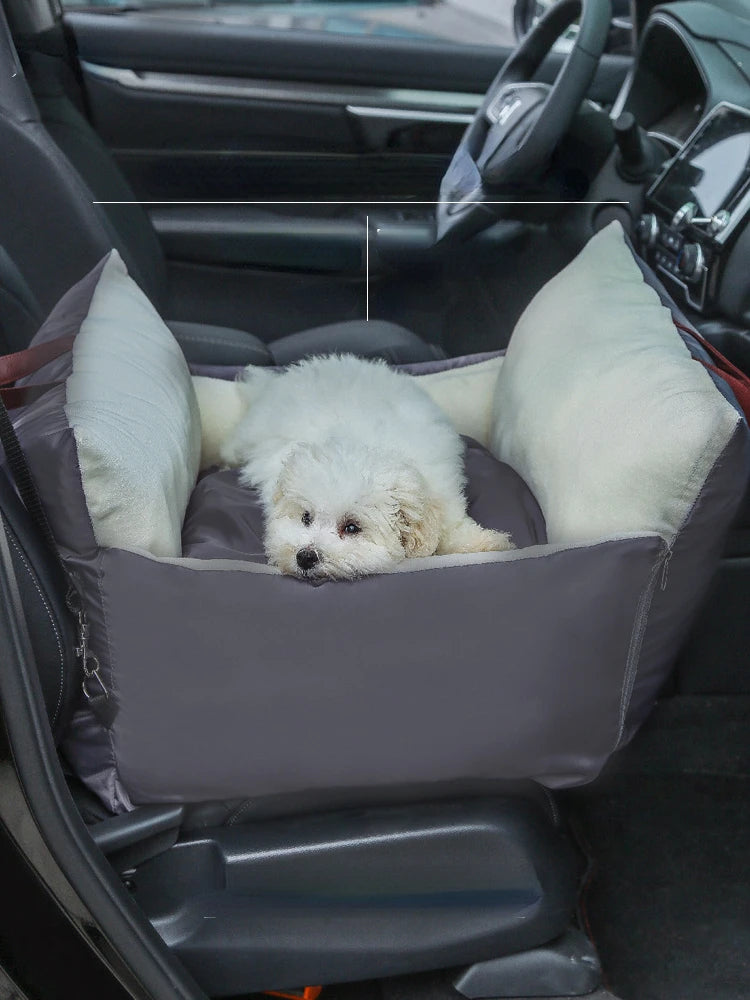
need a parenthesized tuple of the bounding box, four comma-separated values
(342, 521, 361, 535)
(301, 510, 313, 526)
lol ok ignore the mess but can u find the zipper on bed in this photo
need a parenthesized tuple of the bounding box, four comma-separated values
(616, 540, 670, 747)
(660, 542, 674, 590)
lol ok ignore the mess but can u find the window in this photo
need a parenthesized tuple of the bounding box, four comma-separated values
(59, 0, 522, 49)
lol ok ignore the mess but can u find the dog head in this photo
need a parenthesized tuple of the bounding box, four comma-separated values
(264, 438, 441, 580)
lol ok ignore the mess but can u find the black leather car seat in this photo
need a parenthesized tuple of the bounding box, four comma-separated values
(0, 9, 443, 366)
(0, 238, 437, 371)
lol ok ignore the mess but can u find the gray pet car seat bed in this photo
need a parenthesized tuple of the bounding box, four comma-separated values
(11, 222, 750, 815)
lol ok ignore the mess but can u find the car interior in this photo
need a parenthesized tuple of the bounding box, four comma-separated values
(0, 1, 749, 1000)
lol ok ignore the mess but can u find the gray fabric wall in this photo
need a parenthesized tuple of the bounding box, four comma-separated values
(9, 255, 750, 812)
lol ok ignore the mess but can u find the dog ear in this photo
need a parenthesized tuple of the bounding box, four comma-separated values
(272, 463, 289, 506)
(390, 467, 441, 558)
(272, 443, 309, 507)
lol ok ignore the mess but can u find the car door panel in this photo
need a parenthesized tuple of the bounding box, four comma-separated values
(61, 10, 630, 277)
(75, 58, 470, 201)
(66, 11, 630, 203)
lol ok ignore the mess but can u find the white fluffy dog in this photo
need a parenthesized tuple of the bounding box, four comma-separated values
(218, 354, 514, 579)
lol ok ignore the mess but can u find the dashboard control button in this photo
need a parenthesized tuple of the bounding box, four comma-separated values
(671, 201, 697, 229)
(708, 209, 731, 235)
(677, 243, 705, 282)
(637, 212, 660, 247)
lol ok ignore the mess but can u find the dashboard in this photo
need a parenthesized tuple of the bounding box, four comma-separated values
(620, 12, 708, 147)
(649, 104, 750, 226)
(608, 2, 750, 322)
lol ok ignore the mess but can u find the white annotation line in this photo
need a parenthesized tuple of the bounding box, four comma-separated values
(93, 199, 631, 205)
(93, 198, 631, 323)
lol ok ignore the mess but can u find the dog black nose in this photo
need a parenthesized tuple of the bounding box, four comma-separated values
(296, 548, 319, 572)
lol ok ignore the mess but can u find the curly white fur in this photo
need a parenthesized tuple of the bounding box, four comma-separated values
(219, 355, 513, 579)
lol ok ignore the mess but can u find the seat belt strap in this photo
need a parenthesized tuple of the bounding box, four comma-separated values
(0, 390, 60, 560)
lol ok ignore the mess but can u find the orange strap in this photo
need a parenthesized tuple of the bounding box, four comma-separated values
(265, 988, 323, 1000)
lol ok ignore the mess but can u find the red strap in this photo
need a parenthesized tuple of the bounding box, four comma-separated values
(0, 382, 64, 409)
(674, 319, 750, 423)
(0, 334, 74, 387)
(701, 362, 750, 422)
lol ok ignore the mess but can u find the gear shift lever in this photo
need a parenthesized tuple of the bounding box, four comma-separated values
(613, 112, 666, 182)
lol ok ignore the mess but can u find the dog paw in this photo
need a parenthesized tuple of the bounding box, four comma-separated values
(473, 528, 515, 553)
(437, 520, 515, 555)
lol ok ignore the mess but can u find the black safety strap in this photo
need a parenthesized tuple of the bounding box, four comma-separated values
(0, 391, 62, 564)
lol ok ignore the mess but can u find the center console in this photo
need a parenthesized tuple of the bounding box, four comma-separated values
(636, 103, 750, 312)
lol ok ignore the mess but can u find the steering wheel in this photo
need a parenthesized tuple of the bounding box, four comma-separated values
(436, 0, 612, 243)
